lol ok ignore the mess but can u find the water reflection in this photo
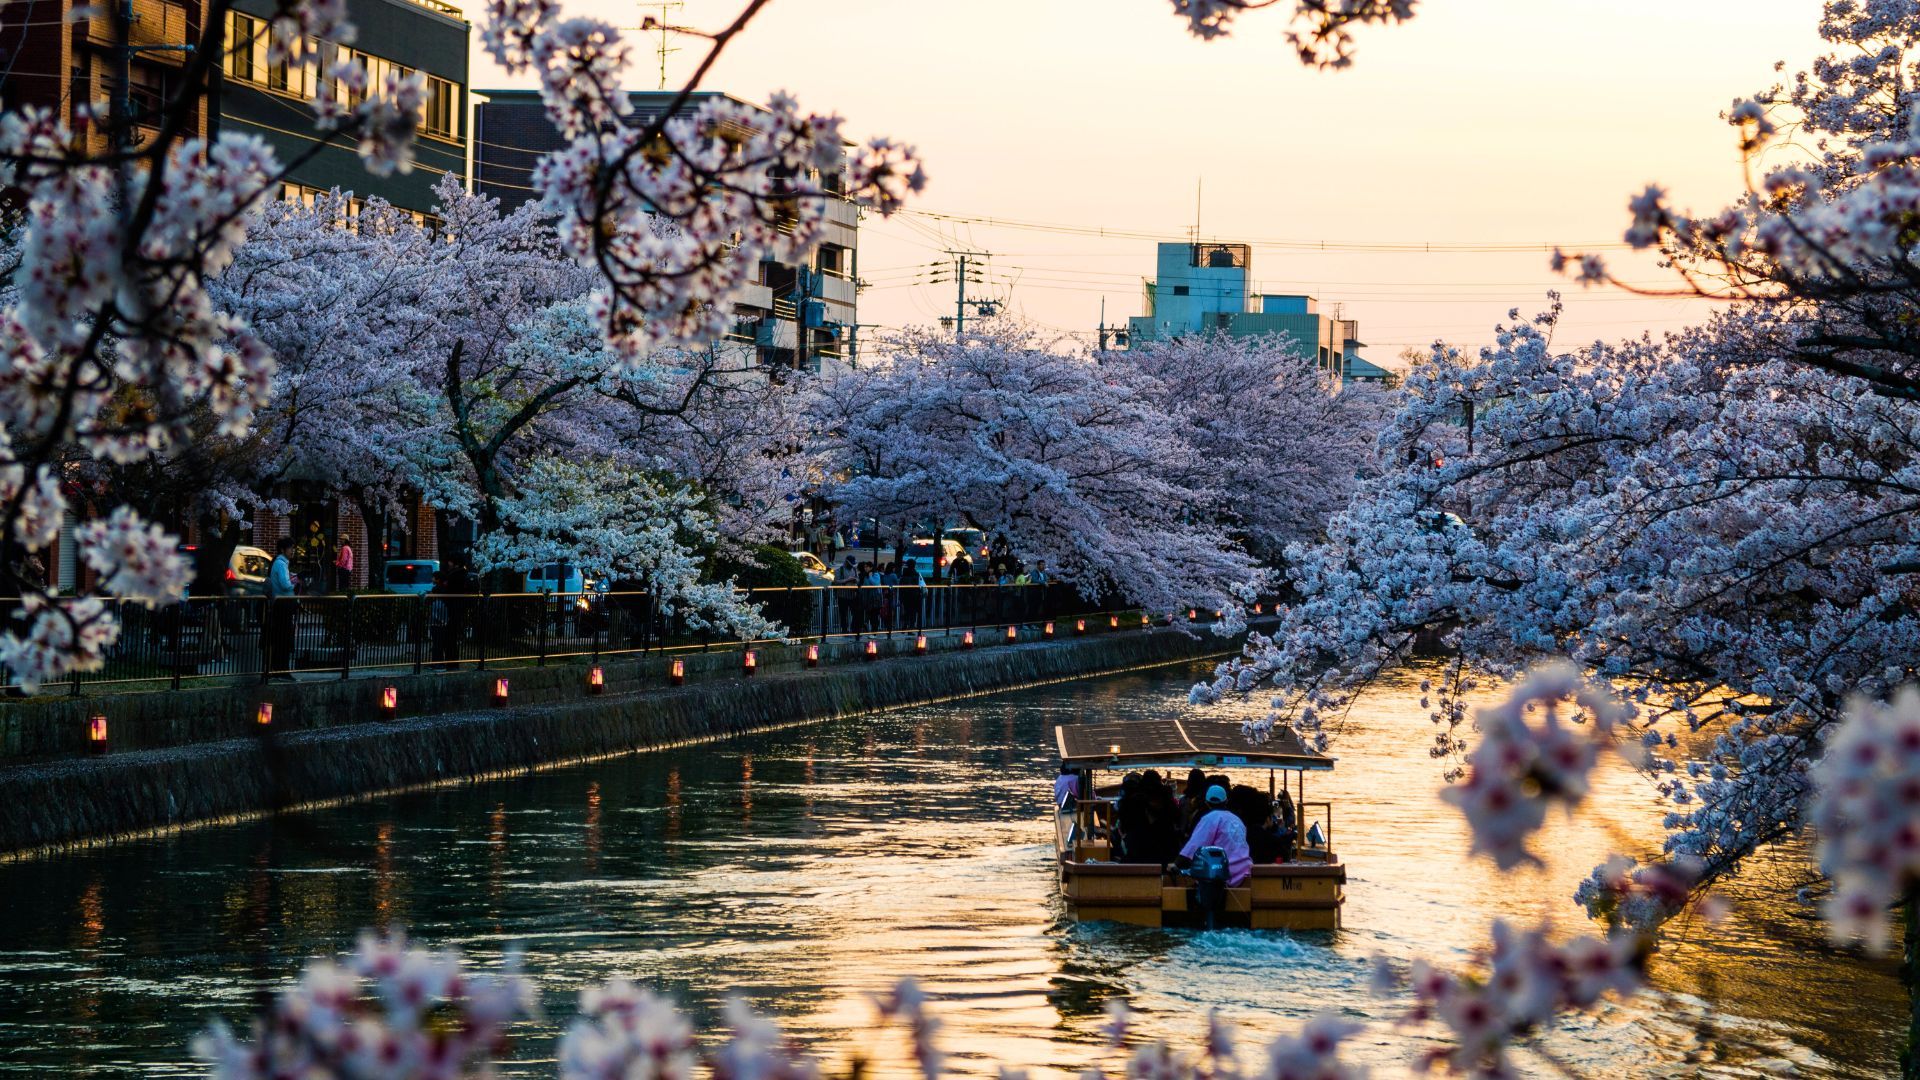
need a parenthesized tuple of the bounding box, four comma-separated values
(0, 663, 1901, 1077)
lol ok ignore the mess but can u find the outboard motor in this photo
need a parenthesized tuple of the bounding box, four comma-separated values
(1306, 821, 1327, 849)
(1190, 845, 1230, 929)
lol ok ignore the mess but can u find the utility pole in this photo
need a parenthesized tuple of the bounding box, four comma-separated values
(942, 249, 989, 336)
(1097, 297, 1127, 352)
(107, 0, 194, 152)
(791, 254, 811, 371)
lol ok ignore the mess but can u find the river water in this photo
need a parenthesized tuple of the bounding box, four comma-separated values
(0, 661, 1901, 1077)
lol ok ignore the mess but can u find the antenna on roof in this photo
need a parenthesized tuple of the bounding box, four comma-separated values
(1194, 177, 1203, 244)
(638, 1, 684, 90)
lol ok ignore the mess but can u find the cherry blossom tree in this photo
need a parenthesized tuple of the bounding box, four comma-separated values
(1102, 332, 1391, 563)
(0, 0, 454, 688)
(1175, 3, 1920, 1061)
(814, 321, 1267, 616)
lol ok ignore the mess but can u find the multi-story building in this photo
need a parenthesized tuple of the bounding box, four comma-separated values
(0, 0, 210, 156)
(1125, 241, 1365, 378)
(474, 88, 859, 372)
(218, 0, 469, 218)
(0, 0, 470, 220)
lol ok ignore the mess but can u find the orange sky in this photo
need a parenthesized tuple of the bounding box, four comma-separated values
(472, 0, 1829, 365)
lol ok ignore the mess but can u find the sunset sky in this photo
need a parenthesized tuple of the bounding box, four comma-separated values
(473, 0, 1828, 365)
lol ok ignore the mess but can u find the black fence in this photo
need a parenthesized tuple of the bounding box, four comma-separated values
(6, 584, 1173, 696)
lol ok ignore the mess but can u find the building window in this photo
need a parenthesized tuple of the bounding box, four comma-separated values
(1171, 285, 1189, 296)
(421, 76, 458, 140)
(268, 36, 318, 98)
(224, 11, 269, 84)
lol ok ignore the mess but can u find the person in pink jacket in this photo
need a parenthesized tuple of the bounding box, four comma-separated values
(1179, 784, 1251, 927)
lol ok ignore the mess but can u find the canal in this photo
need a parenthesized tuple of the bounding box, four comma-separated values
(0, 661, 1901, 1077)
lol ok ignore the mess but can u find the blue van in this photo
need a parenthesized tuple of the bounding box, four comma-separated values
(523, 563, 588, 596)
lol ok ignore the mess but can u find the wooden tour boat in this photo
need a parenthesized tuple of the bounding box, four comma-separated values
(1054, 718, 1345, 930)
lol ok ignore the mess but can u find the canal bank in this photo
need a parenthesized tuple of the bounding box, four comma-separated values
(0, 628, 1234, 858)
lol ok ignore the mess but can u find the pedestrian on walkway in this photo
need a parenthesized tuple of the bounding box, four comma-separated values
(333, 541, 354, 593)
(266, 537, 297, 680)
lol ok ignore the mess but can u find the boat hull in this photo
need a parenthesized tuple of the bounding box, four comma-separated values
(1059, 858, 1345, 930)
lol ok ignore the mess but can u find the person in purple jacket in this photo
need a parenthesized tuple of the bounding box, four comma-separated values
(1178, 785, 1252, 925)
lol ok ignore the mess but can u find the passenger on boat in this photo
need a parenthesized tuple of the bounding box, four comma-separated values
(1258, 806, 1298, 863)
(1177, 785, 1253, 920)
(1145, 776, 1183, 865)
(1228, 785, 1281, 863)
(1179, 767, 1212, 835)
(1115, 773, 1153, 861)
(1054, 765, 1080, 809)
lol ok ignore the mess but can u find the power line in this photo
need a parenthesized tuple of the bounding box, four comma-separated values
(895, 207, 1634, 254)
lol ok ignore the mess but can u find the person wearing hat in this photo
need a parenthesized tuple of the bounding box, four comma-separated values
(1177, 783, 1254, 924)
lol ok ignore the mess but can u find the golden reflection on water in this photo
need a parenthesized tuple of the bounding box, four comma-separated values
(0, 662, 1901, 1078)
(584, 782, 602, 873)
(373, 821, 394, 921)
(741, 753, 755, 826)
(666, 766, 682, 845)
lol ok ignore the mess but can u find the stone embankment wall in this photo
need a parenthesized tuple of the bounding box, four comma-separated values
(0, 629, 1233, 857)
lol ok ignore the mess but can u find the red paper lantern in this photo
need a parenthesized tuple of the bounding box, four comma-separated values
(87, 715, 108, 754)
(670, 658, 685, 686)
(380, 686, 398, 721)
(743, 650, 758, 676)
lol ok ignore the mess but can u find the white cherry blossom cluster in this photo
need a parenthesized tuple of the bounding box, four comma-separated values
(1069, 999, 1365, 1080)
(555, 979, 698, 1080)
(195, 930, 1382, 1080)
(811, 321, 1277, 618)
(1441, 662, 1633, 871)
(1386, 920, 1641, 1079)
(478, 0, 923, 364)
(191, 929, 538, 1080)
(1571, 854, 1724, 933)
(1808, 685, 1920, 953)
(472, 454, 785, 642)
(1168, 0, 1418, 67)
(76, 507, 191, 606)
(0, 595, 118, 692)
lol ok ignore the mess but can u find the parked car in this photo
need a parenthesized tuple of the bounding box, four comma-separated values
(382, 558, 441, 596)
(225, 545, 272, 596)
(523, 562, 587, 595)
(943, 528, 991, 562)
(788, 550, 835, 585)
(902, 537, 964, 580)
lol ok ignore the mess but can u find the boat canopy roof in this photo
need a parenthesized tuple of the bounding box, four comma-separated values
(1055, 719, 1334, 772)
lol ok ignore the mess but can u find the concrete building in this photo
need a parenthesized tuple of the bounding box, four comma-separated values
(473, 89, 859, 372)
(0, 0, 470, 220)
(1125, 242, 1366, 378)
(220, 0, 470, 218)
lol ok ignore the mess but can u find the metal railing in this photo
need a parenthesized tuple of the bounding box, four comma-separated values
(0, 583, 1190, 697)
